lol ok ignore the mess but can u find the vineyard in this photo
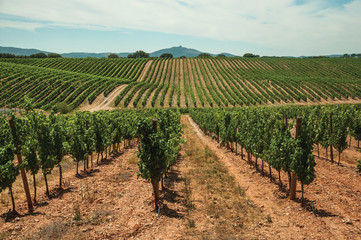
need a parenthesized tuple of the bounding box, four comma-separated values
(1, 57, 361, 239)
(1, 57, 361, 110)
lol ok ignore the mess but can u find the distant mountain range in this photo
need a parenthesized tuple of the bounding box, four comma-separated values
(0, 47, 53, 56)
(0, 46, 236, 58)
(0, 46, 354, 58)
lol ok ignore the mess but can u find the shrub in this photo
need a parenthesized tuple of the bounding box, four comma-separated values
(53, 102, 72, 114)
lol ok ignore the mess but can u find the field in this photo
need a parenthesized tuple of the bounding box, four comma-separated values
(1, 57, 361, 110)
(1, 57, 361, 240)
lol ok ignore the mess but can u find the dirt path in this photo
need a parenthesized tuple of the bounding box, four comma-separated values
(78, 85, 126, 112)
(136, 60, 153, 82)
(186, 115, 361, 239)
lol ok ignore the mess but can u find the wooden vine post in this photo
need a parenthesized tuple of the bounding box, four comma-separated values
(9, 119, 33, 213)
(329, 112, 334, 164)
(152, 119, 160, 210)
(290, 117, 302, 200)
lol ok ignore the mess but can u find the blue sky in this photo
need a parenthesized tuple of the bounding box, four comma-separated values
(0, 0, 360, 56)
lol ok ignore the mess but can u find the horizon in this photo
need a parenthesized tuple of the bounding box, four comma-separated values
(0, 45, 357, 58)
(0, 0, 361, 56)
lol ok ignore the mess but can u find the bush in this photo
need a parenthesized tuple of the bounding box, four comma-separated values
(159, 53, 173, 58)
(53, 102, 72, 114)
(357, 159, 361, 172)
(108, 54, 119, 58)
(48, 53, 62, 58)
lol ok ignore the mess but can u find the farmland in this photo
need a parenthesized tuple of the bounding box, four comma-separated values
(1, 57, 361, 239)
(1, 57, 361, 110)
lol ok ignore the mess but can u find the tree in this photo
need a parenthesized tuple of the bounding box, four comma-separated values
(128, 50, 149, 58)
(108, 54, 119, 58)
(197, 53, 212, 58)
(30, 53, 47, 58)
(159, 53, 173, 58)
(0, 117, 18, 213)
(243, 53, 259, 58)
(217, 54, 226, 58)
(0, 53, 16, 58)
(47, 53, 62, 58)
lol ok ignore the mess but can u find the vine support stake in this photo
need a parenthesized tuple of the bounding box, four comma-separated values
(290, 117, 302, 200)
(9, 119, 33, 213)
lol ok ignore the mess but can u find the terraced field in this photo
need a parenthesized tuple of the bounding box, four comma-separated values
(1, 57, 361, 110)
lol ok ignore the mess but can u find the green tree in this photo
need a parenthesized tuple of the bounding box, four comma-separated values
(159, 53, 173, 58)
(108, 54, 119, 58)
(47, 53, 62, 58)
(30, 53, 47, 58)
(197, 53, 212, 58)
(128, 50, 149, 58)
(243, 53, 259, 58)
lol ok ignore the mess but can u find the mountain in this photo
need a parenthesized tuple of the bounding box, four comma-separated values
(150, 46, 236, 58)
(150, 46, 201, 58)
(0, 45, 236, 58)
(0, 46, 52, 56)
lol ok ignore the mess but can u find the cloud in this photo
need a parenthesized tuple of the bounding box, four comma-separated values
(0, 19, 44, 31)
(0, 0, 360, 55)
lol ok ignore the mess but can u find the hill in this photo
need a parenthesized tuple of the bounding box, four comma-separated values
(0, 46, 235, 58)
(0, 46, 52, 56)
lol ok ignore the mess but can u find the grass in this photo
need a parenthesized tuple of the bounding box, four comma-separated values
(180, 116, 262, 238)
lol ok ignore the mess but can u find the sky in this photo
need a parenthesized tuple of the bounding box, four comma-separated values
(0, 0, 360, 56)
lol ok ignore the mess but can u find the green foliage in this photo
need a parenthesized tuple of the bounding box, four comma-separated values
(0, 117, 18, 193)
(47, 53, 62, 58)
(243, 53, 259, 58)
(69, 113, 88, 165)
(128, 50, 149, 59)
(53, 102, 72, 114)
(137, 109, 182, 181)
(357, 159, 361, 172)
(159, 53, 173, 58)
(291, 117, 316, 186)
(108, 54, 119, 58)
(197, 53, 212, 58)
(30, 53, 47, 58)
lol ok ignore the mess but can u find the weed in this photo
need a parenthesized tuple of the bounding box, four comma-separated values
(90, 207, 112, 224)
(80, 184, 96, 203)
(184, 177, 195, 210)
(188, 219, 195, 228)
(73, 204, 82, 222)
(28, 221, 67, 240)
(267, 215, 272, 223)
(127, 155, 138, 165)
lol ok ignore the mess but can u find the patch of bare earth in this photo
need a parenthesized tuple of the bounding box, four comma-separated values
(78, 85, 127, 112)
(187, 115, 361, 240)
(0, 144, 187, 240)
(136, 60, 153, 82)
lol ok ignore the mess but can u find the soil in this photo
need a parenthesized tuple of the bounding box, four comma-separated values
(78, 85, 126, 112)
(1, 115, 360, 240)
(186, 115, 361, 240)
